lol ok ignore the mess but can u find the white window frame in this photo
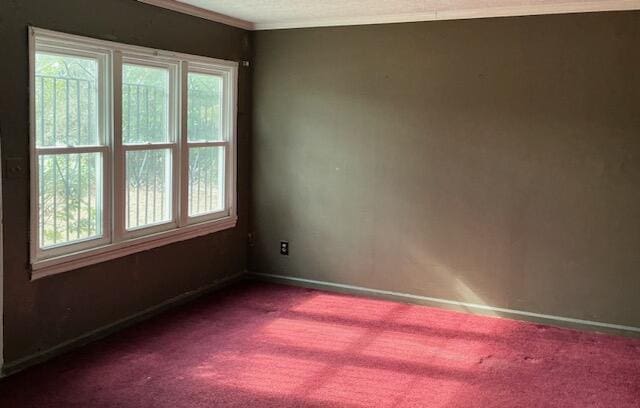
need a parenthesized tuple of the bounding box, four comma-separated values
(117, 54, 181, 240)
(29, 27, 238, 280)
(30, 39, 113, 261)
(183, 63, 236, 224)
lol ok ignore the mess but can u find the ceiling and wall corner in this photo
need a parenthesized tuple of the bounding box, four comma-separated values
(137, 0, 640, 30)
(137, 0, 254, 29)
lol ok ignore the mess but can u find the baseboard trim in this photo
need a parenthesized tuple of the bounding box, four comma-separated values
(250, 272, 640, 335)
(1, 271, 246, 378)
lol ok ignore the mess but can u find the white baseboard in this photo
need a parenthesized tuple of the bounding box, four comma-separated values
(250, 272, 640, 335)
(1, 271, 246, 377)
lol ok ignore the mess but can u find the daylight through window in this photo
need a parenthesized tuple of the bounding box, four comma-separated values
(30, 28, 238, 277)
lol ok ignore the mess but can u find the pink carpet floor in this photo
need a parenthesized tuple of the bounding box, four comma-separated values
(1, 280, 639, 407)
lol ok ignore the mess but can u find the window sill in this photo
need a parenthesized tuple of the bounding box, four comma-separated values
(31, 215, 238, 281)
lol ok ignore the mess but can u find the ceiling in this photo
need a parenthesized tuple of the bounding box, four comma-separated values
(138, 0, 640, 30)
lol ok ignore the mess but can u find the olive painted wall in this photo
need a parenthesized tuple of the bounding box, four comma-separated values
(252, 12, 640, 327)
(0, 0, 250, 364)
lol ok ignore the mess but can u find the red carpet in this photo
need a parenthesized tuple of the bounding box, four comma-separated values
(1, 280, 639, 407)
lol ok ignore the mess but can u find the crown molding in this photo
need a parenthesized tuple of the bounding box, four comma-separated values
(137, 0, 640, 31)
(136, 0, 254, 30)
(254, 0, 640, 30)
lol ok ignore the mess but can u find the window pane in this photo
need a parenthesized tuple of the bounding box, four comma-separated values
(39, 153, 103, 248)
(188, 73, 223, 142)
(126, 149, 172, 230)
(35, 53, 99, 147)
(189, 146, 225, 216)
(123, 64, 169, 144)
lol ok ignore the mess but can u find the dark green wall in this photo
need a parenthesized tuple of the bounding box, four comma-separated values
(0, 0, 250, 364)
(252, 12, 640, 327)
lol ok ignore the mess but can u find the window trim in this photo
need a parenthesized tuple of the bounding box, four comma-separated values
(29, 27, 238, 280)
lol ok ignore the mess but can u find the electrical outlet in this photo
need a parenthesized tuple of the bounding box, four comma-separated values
(280, 241, 289, 256)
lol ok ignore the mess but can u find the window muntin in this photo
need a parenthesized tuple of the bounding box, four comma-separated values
(30, 28, 238, 276)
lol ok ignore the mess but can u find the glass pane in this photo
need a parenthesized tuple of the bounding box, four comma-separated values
(35, 52, 99, 147)
(123, 64, 169, 144)
(188, 72, 223, 142)
(189, 146, 225, 216)
(39, 153, 103, 248)
(126, 149, 172, 230)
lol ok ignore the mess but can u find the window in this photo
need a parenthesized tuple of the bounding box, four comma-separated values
(30, 28, 238, 279)
(121, 61, 177, 234)
(186, 71, 227, 218)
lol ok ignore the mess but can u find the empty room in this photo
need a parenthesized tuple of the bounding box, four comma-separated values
(0, 0, 639, 406)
